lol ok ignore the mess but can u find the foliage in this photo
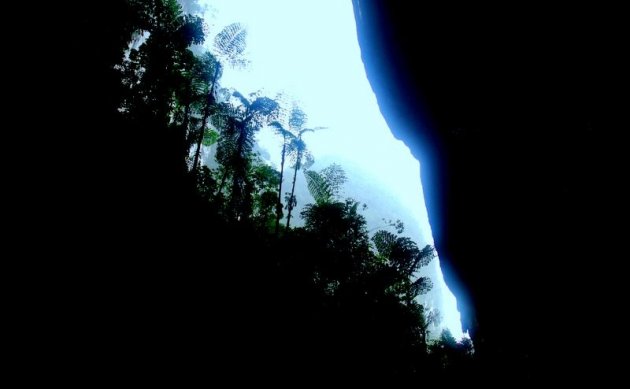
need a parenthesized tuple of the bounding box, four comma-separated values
(91, 1, 478, 382)
(119, 0, 206, 125)
(304, 163, 348, 205)
(268, 120, 297, 233)
(428, 329, 476, 379)
(304, 170, 332, 204)
(196, 165, 218, 202)
(320, 163, 347, 198)
(282, 106, 321, 228)
(202, 128, 220, 146)
(213, 91, 280, 220)
(214, 23, 249, 68)
(249, 158, 281, 229)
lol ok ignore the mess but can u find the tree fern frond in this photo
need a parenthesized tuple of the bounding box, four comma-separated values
(299, 128, 315, 137)
(413, 244, 436, 270)
(202, 128, 219, 146)
(372, 230, 397, 257)
(349, 201, 359, 215)
(197, 51, 221, 83)
(232, 90, 251, 109)
(250, 97, 280, 122)
(302, 151, 315, 170)
(321, 163, 347, 199)
(410, 276, 433, 296)
(209, 102, 233, 129)
(304, 170, 332, 204)
(269, 122, 297, 143)
(289, 106, 307, 130)
(214, 22, 247, 67)
(268, 121, 285, 132)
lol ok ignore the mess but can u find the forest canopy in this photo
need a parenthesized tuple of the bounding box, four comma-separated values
(62, 0, 475, 383)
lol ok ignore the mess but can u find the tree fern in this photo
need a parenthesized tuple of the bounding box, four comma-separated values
(269, 121, 296, 234)
(215, 90, 279, 220)
(372, 231, 436, 298)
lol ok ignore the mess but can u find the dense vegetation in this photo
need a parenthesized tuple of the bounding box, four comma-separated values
(65, 0, 475, 384)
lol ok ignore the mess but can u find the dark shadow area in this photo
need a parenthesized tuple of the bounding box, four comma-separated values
(25, 0, 625, 384)
(353, 0, 624, 382)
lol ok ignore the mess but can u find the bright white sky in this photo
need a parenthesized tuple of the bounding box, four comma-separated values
(197, 0, 464, 339)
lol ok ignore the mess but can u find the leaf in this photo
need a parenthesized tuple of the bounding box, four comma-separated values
(304, 170, 332, 204)
(284, 192, 297, 210)
(268, 121, 285, 132)
(214, 23, 247, 67)
(414, 245, 436, 269)
(232, 90, 251, 109)
(202, 128, 219, 146)
(302, 151, 315, 170)
(289, 106, 307, 130)
(269, 122, 296, 142)
(250, 97, 280, 120)
(321, 163, 347, 199)
(299, 128, 315, 137)
(372, 230, 397, 257)
(410, 277, 433, 296)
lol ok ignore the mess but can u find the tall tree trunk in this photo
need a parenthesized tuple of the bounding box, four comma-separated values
(181, 96, 192, 164)
(192, 102, 210, 173)
(181, 81, 192, 134)
(230, 122, 250, 220)
(182, 101, 191, 133)
(209, 64, 221, 98)
(192, 65, 221, 174)
(275, 139, 287, 234)
(285, 151, 300, 230)
(216, 169, 229, 199)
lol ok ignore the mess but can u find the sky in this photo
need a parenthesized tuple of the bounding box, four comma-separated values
(195, 0, 465, 339)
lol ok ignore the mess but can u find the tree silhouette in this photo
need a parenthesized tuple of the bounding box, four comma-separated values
(78, 2, 481, 382)
(249, 157, 281, 229)
(428, 329, 475, 381)
(189, 52, 221, 173)
(268, 119, 296, 233)
(190, 22, 248, 175)
(214, 90, 280, 220)
(119, 1, 205, 126)
(284, 107, 323, 229)
(372, 230, 435, 303)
